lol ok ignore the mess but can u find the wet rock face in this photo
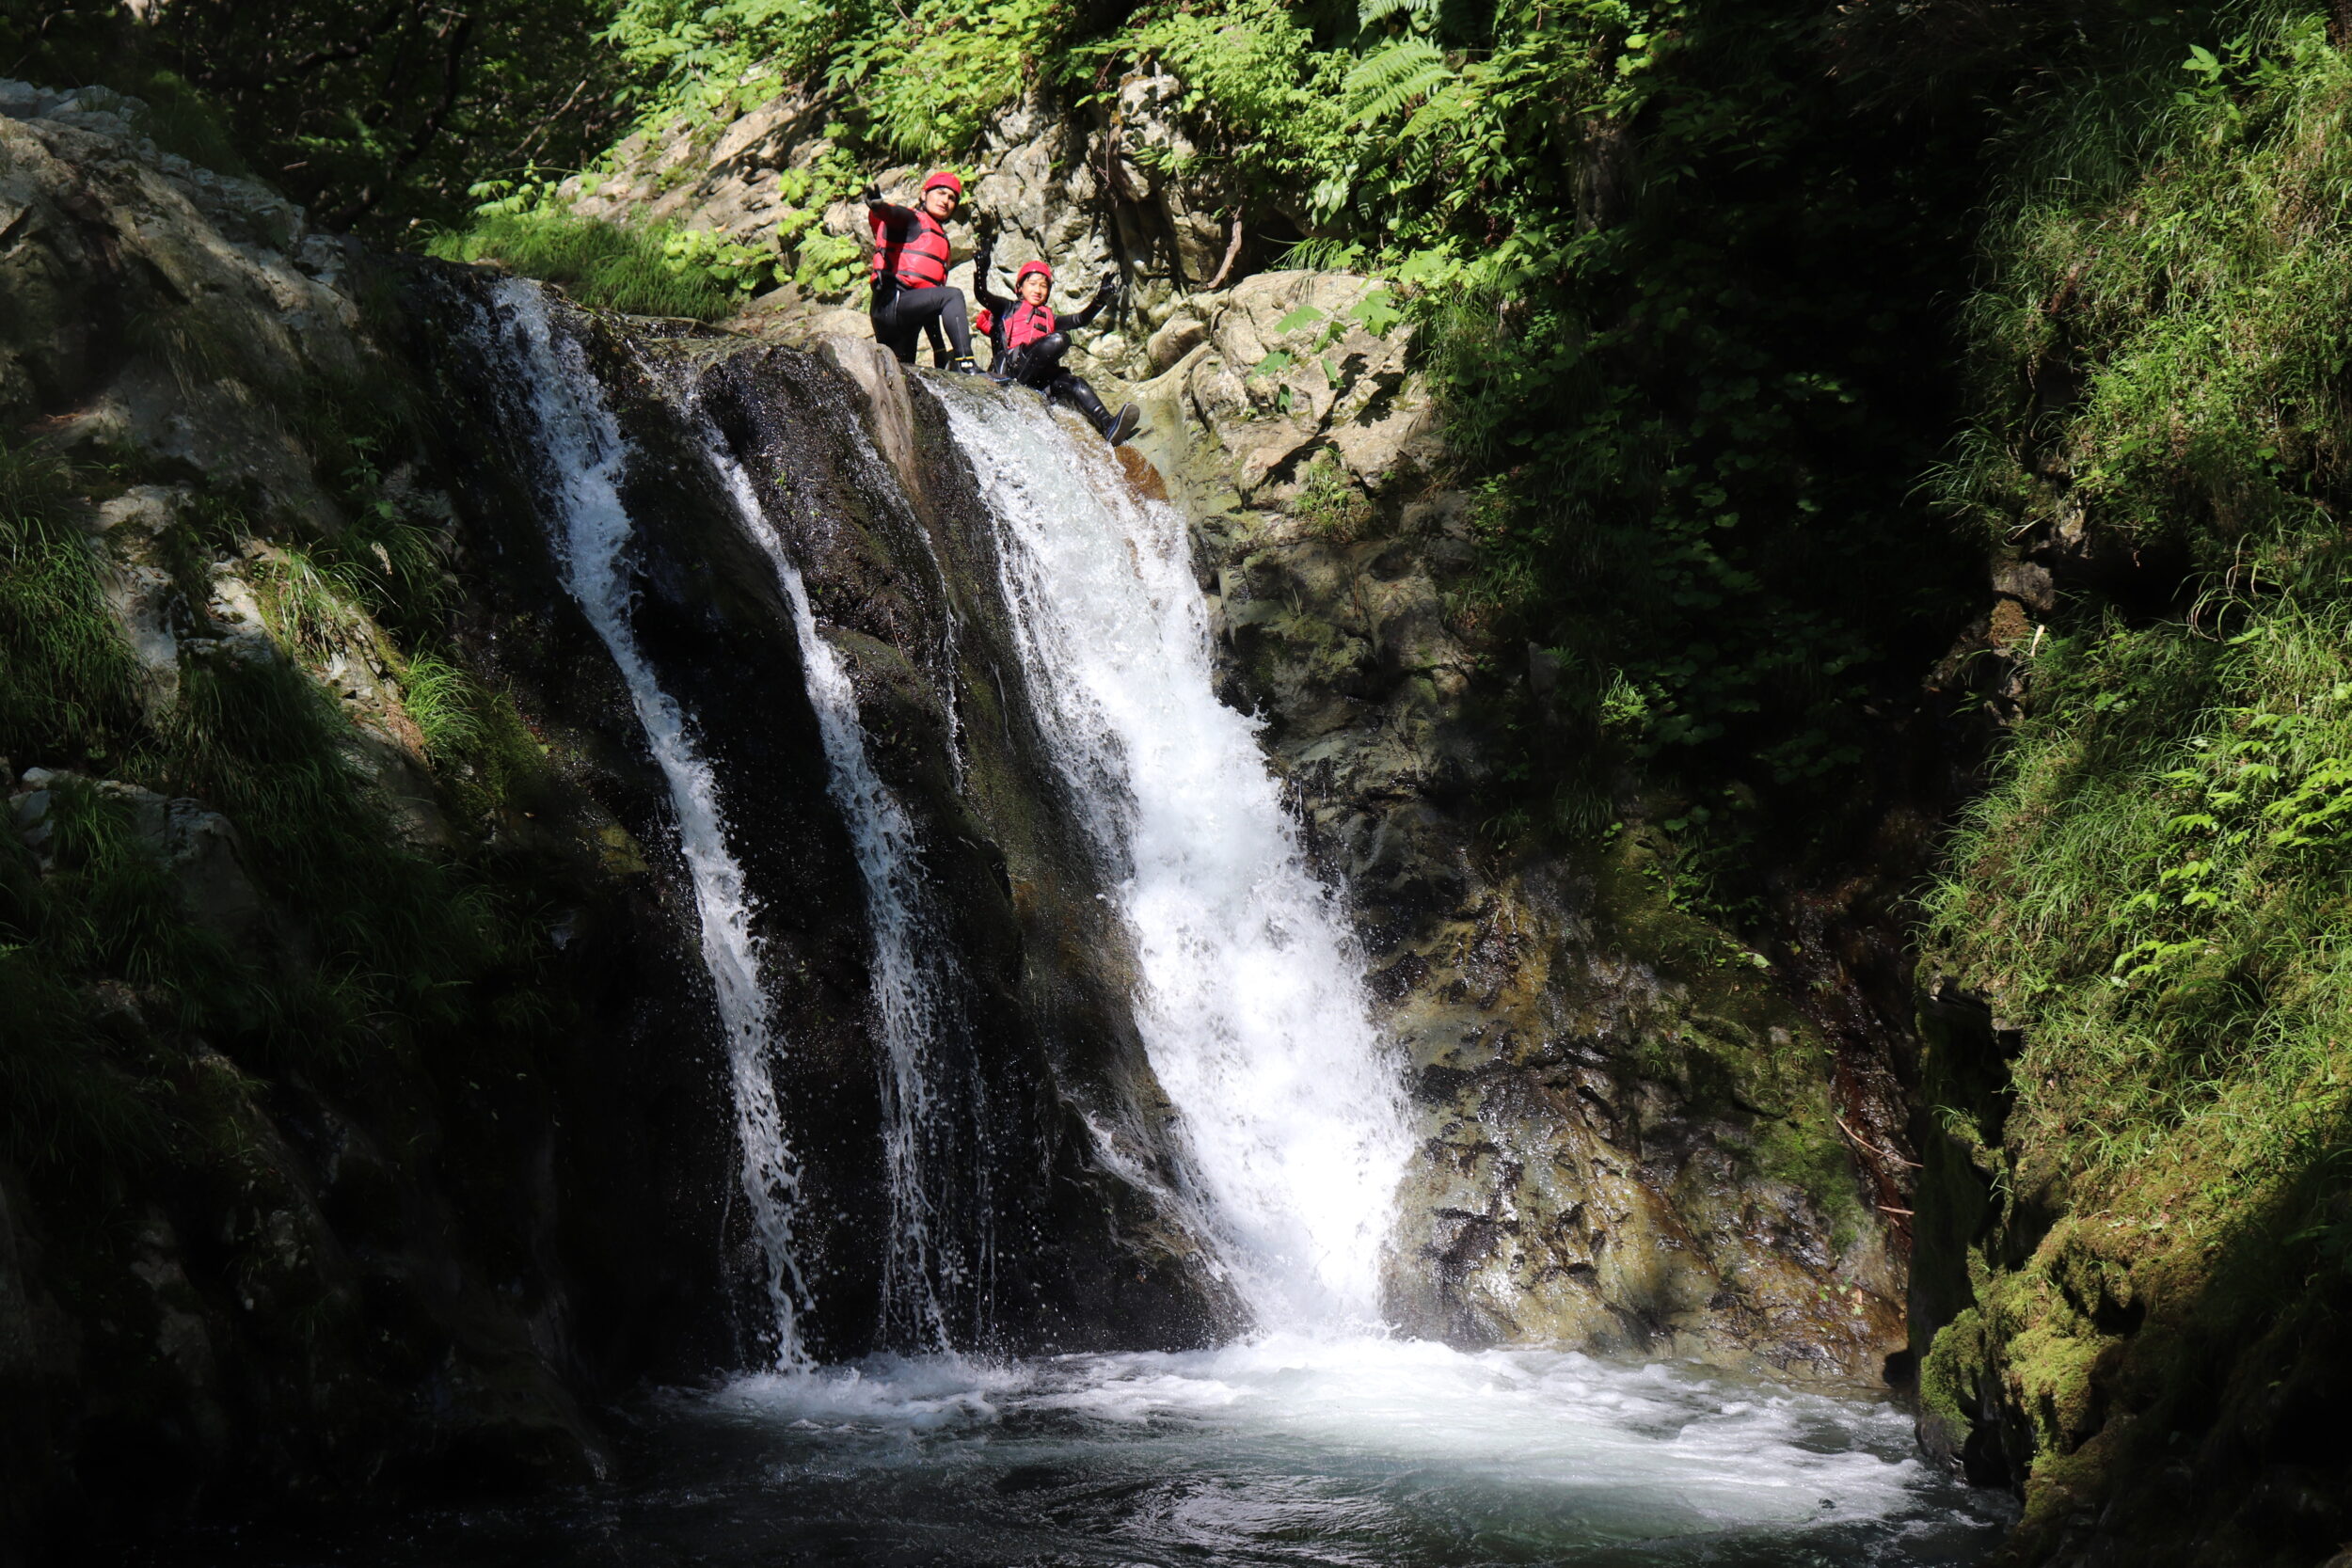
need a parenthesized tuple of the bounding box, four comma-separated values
(1216, 517, 1906, 1379)
(0, 85, 752, 1550)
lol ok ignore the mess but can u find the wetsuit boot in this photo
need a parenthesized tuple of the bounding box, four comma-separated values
(1056, 373, 1142, 446)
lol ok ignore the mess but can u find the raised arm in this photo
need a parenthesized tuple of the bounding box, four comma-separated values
(1058, 275, 1122, 333)
(971, 234, 1012, 315)
(863, 185, 919, 238)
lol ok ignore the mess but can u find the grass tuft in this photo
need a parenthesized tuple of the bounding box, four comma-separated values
(429, 211, 741, 320)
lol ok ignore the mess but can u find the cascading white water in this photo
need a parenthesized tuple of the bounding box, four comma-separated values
(477, 280, 812, 1364)
(694, 431, 993, 1351)
(936, 388, 1415, 1330)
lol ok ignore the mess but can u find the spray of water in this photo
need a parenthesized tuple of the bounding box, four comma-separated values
(475, 280, 813, 1364)
(692, 422, 995, 1351)
(935, 388, 1415, 1331)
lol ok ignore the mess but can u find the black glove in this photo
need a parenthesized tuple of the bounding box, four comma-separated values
(861, 182, 883, 206)
(1092, 276, 1123, 309)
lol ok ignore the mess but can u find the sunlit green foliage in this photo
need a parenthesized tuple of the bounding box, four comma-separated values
(1940, 9, 2352, 562)
(1928, 5, 2352, 1188)
(429, 208, 743, 319)
(1928, 608, 2352, 1191)
(605, 0, 855, 127)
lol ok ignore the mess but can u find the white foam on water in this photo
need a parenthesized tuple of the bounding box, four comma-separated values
(707, 1335, 1947, 1543)
(478, 280, 812, 1365)
(934, 388, 1414, 1331)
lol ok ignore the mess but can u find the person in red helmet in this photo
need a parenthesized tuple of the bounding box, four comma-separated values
(972, 236, 1140, 445)
(864, 170, 977, 372)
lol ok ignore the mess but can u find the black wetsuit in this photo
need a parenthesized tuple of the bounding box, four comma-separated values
(975, 248, 1120, 434)
(866, 200, 971, 365)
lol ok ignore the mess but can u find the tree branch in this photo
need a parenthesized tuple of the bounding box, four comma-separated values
(1202, 214, 1245, 291)
(505, 73, 590, 165)
(327, 8, 473, 228)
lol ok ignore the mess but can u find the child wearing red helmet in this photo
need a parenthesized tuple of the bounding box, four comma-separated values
(972, 232, 1140, 446)
(864, 170, 977, 372)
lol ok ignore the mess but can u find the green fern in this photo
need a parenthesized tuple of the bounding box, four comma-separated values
(1400, 81, 1472, 139)
(1345, 37, 1452, 125)
(1357, 0, 1439, 27)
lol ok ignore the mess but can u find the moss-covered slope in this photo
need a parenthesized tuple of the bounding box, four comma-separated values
(1911, 15, 2352, 1564)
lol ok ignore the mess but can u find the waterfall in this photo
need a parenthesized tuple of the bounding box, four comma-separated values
(935, 388, 1415, 1331)
(694, 426, 995, 1352)
(474, 280, 813, 1365)
(469, 279, 1405, 1346)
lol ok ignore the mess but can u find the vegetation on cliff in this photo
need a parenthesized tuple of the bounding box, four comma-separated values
(0, 111, 673, 1526)
(0, 376, 575, 1180)
(1915, 12, 2352, 1560)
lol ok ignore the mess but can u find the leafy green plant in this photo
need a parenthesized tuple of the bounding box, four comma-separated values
(1291, 450, 1375, 541)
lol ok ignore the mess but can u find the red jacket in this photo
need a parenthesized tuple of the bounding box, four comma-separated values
(1000, 299, 1057, 351)
(867, 203, 951, 289)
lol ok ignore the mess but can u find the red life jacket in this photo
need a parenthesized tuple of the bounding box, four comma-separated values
(869, 206, 951, 290)
(1002, 299, 1057, 352)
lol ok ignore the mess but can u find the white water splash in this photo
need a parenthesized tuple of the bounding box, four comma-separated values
(477, 280, 812, 1364)
(936, 388, 1414, 1330)
(696, 1334, 2003, 1563)
(695, 431, 994, 1351)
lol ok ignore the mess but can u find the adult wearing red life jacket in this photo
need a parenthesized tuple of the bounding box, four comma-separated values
(865, 170, 977, 372)
(972, 242, 1139, 446)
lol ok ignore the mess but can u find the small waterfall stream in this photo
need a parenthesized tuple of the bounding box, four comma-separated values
(696, 426, 996, 1353)
(476, 281, 814, 1365)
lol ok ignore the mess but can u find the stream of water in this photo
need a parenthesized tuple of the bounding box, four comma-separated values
(700, 420, 997, 1354)
(480, 282, 815, 1364)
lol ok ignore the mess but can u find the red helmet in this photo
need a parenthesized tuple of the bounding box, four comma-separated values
(921, 170, 964, 199)
(1014, 260, 1054, 287)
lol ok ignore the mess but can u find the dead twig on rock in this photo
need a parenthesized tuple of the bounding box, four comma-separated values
(1835, 1113, 1923, 1169)
(1202, 214, 1245, 291)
